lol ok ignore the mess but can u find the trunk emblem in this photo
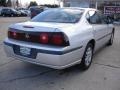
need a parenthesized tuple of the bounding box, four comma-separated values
(25, 34, 30, 39)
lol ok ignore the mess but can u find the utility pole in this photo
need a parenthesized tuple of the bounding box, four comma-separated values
(58, 0, 60, 7)
(19, 0, 21, 7)
(59, 0, 64, 7)
(54, 0, 55, 7)
(95, 0, 98, 9)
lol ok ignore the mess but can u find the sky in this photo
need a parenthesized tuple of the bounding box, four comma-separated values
(20, 0, 59, 5)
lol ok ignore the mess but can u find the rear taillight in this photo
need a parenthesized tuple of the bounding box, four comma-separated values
(52, 34, 64, 45)
(8, 31, 17, 39)
(40, 32, 69, 46)
(8, 30, 69, 47)
(39, 33, 49, 44)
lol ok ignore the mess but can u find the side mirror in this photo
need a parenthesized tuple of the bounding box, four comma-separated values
(107, 16, 114, 24)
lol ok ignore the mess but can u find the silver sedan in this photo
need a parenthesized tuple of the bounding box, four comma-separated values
(4, 8, 115, 70)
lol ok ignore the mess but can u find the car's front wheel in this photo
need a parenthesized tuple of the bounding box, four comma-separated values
(107, 32, 114, 46)
(2, 14, 5, 17)
(11, 14, 14, 17)
(80, 43, 94, 70)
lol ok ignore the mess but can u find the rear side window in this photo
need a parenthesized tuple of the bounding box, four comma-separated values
(86, 10, 108, 24)
(86, 11, 101, 24)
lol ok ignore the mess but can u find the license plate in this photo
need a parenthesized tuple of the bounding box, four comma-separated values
(20, 46, 31, 56)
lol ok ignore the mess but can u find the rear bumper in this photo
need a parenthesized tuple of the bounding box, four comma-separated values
(4, 39, 84, 69)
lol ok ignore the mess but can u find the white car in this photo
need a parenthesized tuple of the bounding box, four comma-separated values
(4, 8, 115, 70)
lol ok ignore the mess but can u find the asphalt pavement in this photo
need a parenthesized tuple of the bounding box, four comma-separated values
(0, 17, 120, 90)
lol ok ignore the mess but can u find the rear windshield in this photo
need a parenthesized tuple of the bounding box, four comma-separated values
(30, 7, 44, 12)
(31, 8, 84, 23)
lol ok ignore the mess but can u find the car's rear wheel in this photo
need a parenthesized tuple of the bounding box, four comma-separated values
(11, 14, 14, 17)
(2, 14, 5, 17)
(80, 43, 93, 70)
(107, 31, 114, 46)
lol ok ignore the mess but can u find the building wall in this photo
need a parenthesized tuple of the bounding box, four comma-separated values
(62, 0, 120, 20)
(63, 0, 90, 7)
(63, 0, 120, 8)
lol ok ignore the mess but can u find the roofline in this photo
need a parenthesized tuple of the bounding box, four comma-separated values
(58, 7, 97, 10)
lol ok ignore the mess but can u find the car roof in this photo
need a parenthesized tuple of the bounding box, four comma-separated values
(49, 7, 97, 12)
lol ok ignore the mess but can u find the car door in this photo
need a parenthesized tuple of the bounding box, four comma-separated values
(87, 10, 109, 50)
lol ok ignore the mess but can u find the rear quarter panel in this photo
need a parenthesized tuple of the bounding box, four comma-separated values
(59, 21, 94, 58)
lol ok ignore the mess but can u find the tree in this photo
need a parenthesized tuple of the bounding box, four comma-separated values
(29, 1, 38, 7)
(6, 0, 12, 7)
(0, 0, 7, 6)
(16, 0, 19, 7)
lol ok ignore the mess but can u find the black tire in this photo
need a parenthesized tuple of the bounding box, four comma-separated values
(79, 43, 94, 70)
(107, 32, 114, 46)
(11, 14, 14, 17)
(2, 14, 5, 17)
